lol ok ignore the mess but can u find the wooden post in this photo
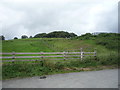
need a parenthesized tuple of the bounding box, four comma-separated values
(94, 48, 97, 61)
(80, 48, 83, 60)
(40, 51, 44, 66)
(94, 48, 97, 57)
(41, 52, 43, 60)
(12, 51, 15, 63)
(63, 51, 66, 60)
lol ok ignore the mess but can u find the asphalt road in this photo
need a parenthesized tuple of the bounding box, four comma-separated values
(2, 69, 118, 88)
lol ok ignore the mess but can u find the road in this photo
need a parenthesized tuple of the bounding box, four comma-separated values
(2, 69, 118, 88)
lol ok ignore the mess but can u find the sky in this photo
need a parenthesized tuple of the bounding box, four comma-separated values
(0, 0, 119, 40)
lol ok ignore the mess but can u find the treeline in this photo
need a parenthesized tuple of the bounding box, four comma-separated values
(73, 33, 120, 50)
(0, 31, 77, 40)
(34, 31, 77, 38)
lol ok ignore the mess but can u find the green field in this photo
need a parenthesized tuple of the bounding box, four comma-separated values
(2, 38, 118, 79)
(2, 38, 110, 52)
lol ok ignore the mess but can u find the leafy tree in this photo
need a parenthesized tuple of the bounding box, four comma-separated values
(14, 37, 18, 39)
(69, 33, 77, 38)
(0, 35, 5, 40)
(46, 31, 77, 38)
(29, 36, 33, 38)
(34, 33, 47, 38)
(34, 31, 77, 38)
(21, 35, 28, 39)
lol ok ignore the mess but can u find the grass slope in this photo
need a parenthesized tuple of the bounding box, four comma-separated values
(2, 38, 118, 79)
(2, 38, 108, 52)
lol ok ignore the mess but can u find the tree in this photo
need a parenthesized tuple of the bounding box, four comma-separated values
(47, 31, 73, 38)
(0, 35, 5, 40)
(34, 33, 47, 38)
(21, 35, 28, 39)
(29, 36, 33, 38)
(14, 37, 18, 39)
(34, 31, 77, 38)
(80, 33, 93, 40)
(98, 33, 110, 37)
(69, 33, 77, 38)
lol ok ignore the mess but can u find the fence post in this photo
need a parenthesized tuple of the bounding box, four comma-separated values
(94, 48, 97, 57)
(41, 52, 43, 60)
(12, 51, 15, 63)
(80, 48, 83, 60)
(40, 51, 44, 66)
(63, 51, 66, 60)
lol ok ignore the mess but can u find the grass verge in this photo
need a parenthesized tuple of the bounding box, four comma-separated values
(3, 54, 118, 80)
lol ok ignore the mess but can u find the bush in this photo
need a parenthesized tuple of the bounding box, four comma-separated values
(55, 62, 65, 70)
(14, 37, 18, 39)
(21, 35, 28, 39)
(0, 35, 5, 40)
(96, 52, 118, 65)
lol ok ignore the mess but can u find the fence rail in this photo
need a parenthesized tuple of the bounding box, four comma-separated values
(0, 52, 95, 55)
(1, 48, 97, 63)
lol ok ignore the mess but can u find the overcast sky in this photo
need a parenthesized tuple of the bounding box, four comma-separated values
(0, 0, 118, 40)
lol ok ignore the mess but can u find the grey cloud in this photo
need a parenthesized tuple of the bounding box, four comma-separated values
(0, 0, 118, 39)
(95, 6, 118, 33)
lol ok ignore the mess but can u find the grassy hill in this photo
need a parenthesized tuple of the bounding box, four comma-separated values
(2, 38, 118, 79)
(2, 38, 109, 52)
